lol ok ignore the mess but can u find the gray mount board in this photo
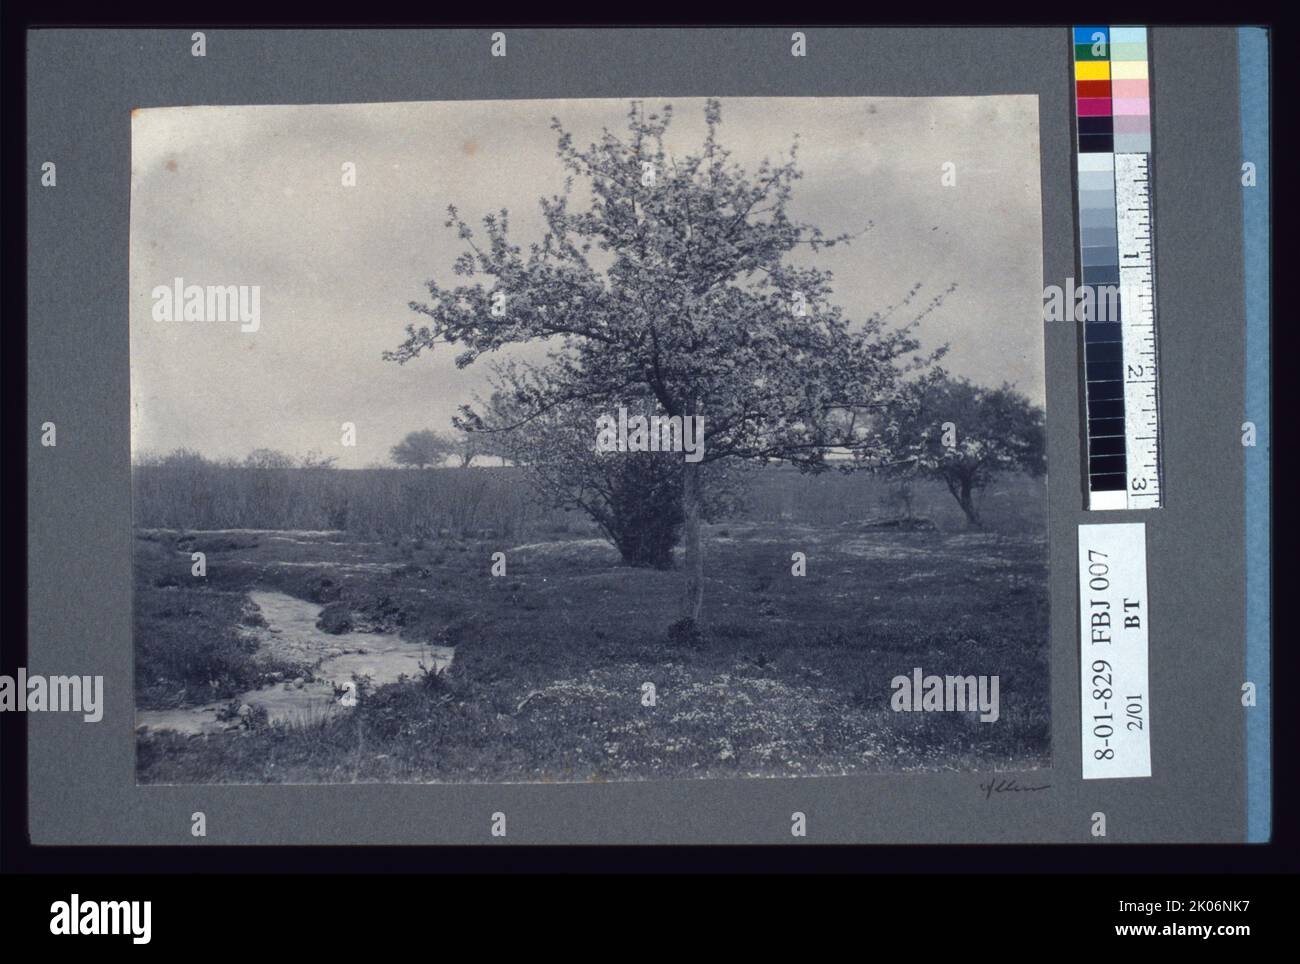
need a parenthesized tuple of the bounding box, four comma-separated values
(26, 27, 1247, 843)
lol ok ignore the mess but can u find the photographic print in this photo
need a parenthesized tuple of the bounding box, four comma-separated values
(130, 95, 1049, 784)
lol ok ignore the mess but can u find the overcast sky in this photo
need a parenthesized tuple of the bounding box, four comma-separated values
(130, 95, 1043, 468)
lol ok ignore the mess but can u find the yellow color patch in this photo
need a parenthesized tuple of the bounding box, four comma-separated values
(1110, 60, 1149, 80)
(1074, 60, 1111, 80)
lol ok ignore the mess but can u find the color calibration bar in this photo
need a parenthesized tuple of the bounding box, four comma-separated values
(1073, 26, 1163, 511)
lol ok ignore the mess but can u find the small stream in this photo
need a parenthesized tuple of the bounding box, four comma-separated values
(136, 590, 455, 736)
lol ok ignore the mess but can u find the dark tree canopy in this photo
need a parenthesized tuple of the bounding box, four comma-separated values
(881, 375, 1047, 527)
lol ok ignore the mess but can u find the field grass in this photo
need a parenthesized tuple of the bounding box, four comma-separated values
(132, 464, 578, 539)
(135, 470, 1050, 784)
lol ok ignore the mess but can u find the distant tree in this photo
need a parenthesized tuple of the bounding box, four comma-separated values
(451, 428, 484, 468)
(300, 449, 339, 469)
(387, 99, 942, 631)
(390, 429, 455, 469)
(243, 448, 297, 469)
(138, 447, 212, 468)
(881, 376, 1046, 527)
(461, 393, 523, 467)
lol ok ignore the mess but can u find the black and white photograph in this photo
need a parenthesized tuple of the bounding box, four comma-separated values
(129, 94, 1049, 785)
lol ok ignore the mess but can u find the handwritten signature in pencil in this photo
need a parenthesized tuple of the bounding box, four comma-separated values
(979, 778, 1052, 801)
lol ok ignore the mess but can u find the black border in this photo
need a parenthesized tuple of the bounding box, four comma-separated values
(4, 0, 1292, 878)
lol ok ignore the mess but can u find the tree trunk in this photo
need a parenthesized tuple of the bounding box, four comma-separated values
(681, 457, 704, 624)
(958, 477, 981, 527)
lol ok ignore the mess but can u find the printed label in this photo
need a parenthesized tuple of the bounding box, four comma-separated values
(1079, 522, 1151, 779)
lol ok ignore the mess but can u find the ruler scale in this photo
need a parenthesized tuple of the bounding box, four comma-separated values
(1072, 26, 1164, 510)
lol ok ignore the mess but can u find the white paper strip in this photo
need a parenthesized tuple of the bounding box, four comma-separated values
(1078, 522, 1151, 779)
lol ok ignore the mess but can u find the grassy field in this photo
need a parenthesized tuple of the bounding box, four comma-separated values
(134, 471, 1050, 784)
(132, 462, 1045, 538)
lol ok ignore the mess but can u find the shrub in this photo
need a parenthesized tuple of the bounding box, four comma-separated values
(316, 602, 353, 635)
(667, 617, 705, 649)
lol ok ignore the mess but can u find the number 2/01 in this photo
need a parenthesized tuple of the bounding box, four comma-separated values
(1125, 693, 1145, 731)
